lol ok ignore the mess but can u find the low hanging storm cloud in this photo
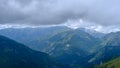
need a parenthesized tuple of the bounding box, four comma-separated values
(0, 0, 120, 26)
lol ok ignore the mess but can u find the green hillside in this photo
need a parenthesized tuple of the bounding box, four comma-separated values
(96, 57, 120, 68)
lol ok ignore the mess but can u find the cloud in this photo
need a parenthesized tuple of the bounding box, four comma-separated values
(0, 0, 120, 28)
(64, 19, 120, 33)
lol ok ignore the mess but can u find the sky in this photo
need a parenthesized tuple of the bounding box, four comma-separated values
(0, 0, 120, 33)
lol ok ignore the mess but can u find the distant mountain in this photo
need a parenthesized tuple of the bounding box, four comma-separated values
(0, 26, 71, 52)
(84, 29, 105, 38)
(73, 28, 105, 38)
(0, 27, 103, 52)
(101, 32, 120, 46)
(0, 35, 61, 68)
(96, 57, 120, 68)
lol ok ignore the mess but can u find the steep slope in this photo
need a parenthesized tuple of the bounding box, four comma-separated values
(0, 35, 60, 68)
(46, 29, 100, 53)
(96, 57, 120, 68)
(88, 32, 120, 66)
(88, 46, 120, 65)
(101, 32, 120, 46)
(43, 29, 100, 68)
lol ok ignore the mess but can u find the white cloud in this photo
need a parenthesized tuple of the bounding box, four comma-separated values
(64, 19, 120, 33)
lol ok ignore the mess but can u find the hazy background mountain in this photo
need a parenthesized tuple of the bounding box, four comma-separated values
(0, 26, 71, 51)
(0, 26, 104, 52)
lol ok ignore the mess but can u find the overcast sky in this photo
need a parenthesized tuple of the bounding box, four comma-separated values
(0, 0, 120, 33)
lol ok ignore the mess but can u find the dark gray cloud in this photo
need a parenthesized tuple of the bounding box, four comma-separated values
(0, 0, 120, 26)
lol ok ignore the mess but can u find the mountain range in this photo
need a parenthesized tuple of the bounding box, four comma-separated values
(0, 26, 120, 68)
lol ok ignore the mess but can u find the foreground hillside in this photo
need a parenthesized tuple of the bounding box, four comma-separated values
(0, 35, 60, 68)
(96, 57, 120, 68)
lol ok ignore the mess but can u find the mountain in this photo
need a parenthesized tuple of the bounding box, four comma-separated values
(96, 57, 120, 68)
(0, 26, 120, 68)
(0, 27, 103, 68)
(88, 46, 120, 65)
(42, 29, 100, 68)
(88, 32, 120, 66)
(0, 26, 71, 52)
(84, 29, 105, 38)
(46, 29, 100, 53)
(0, 26, 104, 53)
(101, 32, 120, 46)
(0, 35, 61, 68)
